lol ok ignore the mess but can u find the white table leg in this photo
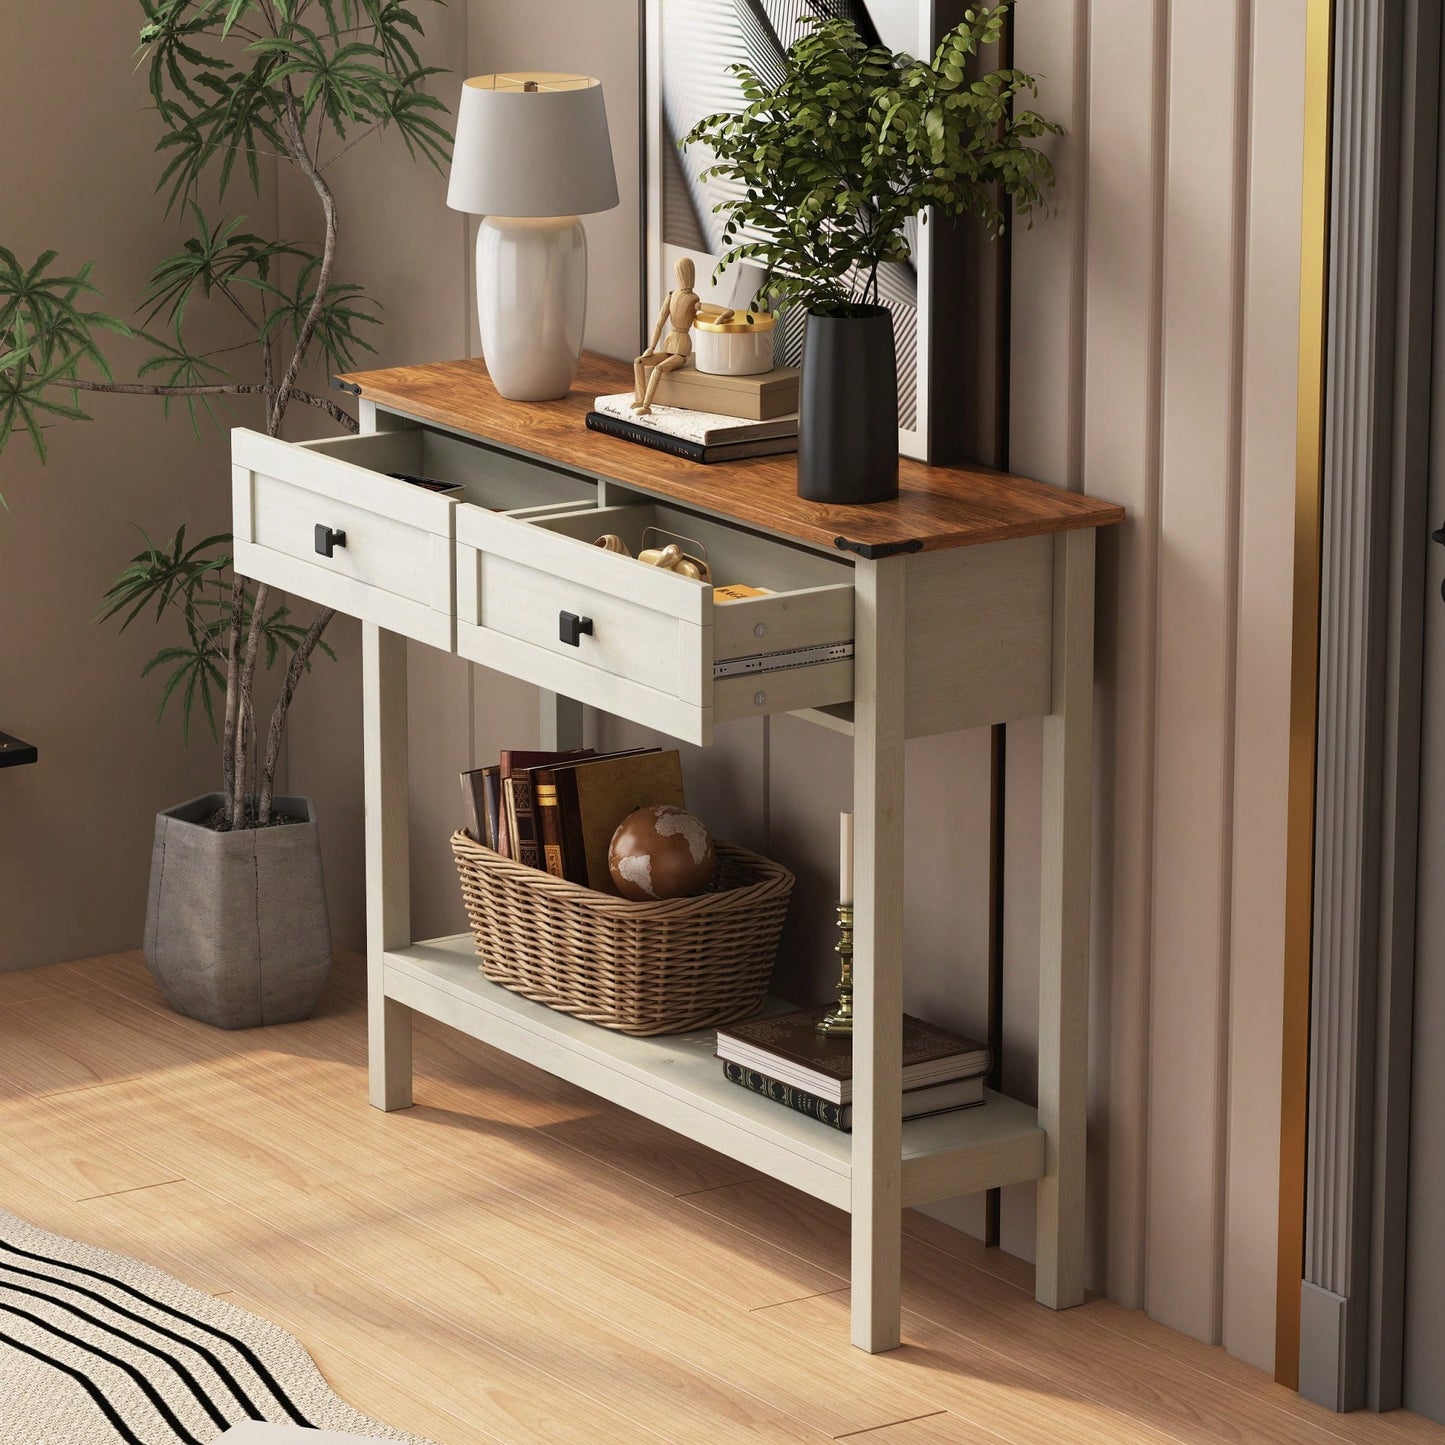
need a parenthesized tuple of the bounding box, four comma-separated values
(1036, 529, 1095, 1307)
(539, 690, 585, 752)
(850, 556, 907, 1352)
(363, 622, 413, 1111)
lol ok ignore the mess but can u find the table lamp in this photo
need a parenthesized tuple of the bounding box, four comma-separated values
(447, 72, 620, 401)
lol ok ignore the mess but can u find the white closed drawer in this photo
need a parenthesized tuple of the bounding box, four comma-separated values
(232, 426, 596, 650)
(455, 501, 856, 746)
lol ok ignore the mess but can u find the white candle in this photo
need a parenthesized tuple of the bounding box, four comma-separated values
(839, 810, 854, 905)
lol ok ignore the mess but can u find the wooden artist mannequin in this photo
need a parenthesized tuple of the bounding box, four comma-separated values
(633, 257, 702, 414)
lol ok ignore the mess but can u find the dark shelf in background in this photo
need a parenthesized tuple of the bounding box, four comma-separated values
(0, 731, 38, 768)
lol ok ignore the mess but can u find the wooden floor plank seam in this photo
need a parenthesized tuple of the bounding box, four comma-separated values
(750, 1287, 852, 1313)
(31, 1072, 144, 1101)
(72, 1177, 187, 1203)
(673, 1177, 764, 1199)
(833, 1410, 953, 1439)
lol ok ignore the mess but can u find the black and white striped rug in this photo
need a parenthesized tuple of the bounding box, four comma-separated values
(0, 1207, 433, 1444)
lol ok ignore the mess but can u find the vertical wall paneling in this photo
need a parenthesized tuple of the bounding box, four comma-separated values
(1005, 0, 1088, 1271)
(1144, 0, 1251, 1344)
(1080, 0, 1166, 1311)
(1223, 0, 1309, 1371)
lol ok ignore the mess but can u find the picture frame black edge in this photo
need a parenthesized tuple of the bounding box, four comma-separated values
(637, 0, 651, 356)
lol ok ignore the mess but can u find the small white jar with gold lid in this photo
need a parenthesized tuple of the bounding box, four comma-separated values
(692, 309, 776, 376)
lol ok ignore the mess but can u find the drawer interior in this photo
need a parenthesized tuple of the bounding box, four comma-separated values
(305, 427, 597, 512)
(525, 501, 852, 598)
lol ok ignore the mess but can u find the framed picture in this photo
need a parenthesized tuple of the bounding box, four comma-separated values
(642, 0, 940, 461)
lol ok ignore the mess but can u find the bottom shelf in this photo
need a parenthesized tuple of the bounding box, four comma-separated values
(384, 934, 1046, 1211)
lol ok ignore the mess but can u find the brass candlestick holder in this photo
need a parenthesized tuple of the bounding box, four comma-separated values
(817, 901, 854, 1036)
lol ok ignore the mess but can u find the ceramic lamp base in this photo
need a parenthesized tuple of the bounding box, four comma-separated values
(477, 214, 587, 401)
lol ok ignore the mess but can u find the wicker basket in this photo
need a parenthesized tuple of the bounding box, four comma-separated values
(451, 831, 794, 1036)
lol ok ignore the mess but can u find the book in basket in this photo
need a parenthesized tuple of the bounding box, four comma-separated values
(716, 1006, 990, 1106)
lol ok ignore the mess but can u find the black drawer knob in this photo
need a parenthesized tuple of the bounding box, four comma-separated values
(559, 611, 593, 646)
(315, 524, 347, 558)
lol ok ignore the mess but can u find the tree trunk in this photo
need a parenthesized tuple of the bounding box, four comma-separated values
(231, 582, 268, 825)
(221, 575, 246, 828)
(257, 606, 335, 825)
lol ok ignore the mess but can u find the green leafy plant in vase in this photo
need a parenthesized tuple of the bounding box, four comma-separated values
(0, 0, 451, 1027)
(683, 6, 1059, 504)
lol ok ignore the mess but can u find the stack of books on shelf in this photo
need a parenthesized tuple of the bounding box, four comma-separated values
(716, 1007, 991, 1133)
(584, 365, 801, 464)
(460, 746, 684, 892)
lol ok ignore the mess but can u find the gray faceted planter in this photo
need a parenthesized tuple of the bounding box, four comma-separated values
(143, 792, 333, 1029)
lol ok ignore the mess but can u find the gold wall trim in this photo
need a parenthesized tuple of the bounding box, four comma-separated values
(1277, 0, 1333, 1392)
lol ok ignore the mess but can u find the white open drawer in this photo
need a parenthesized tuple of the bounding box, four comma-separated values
(232, 426, 596, 650)
(455, 500, 855, 745)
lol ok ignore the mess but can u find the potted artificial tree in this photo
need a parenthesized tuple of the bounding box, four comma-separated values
(0, 0, 450, 1028)
(685, 8, 1059, 504)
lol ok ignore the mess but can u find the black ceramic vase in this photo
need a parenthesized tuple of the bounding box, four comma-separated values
(797, 306, 899, 505)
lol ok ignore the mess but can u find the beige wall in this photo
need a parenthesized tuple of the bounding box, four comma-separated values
(5, 0, 1306, 1377)
(0, 4, 269, 970)
(1002, 0, 1305, 1370)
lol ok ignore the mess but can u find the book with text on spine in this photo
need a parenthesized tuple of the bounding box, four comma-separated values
(585, 411, 798, 465)
(522, 749, 660, 885)
(497, 748, 594, 864)
(721, 1062, 985, 1133)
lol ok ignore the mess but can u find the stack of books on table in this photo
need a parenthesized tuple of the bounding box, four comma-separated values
(716, 1006, 991, 1133)
(584, 366, 801, 464)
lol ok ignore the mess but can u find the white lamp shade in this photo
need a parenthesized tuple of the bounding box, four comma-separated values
(447, 72, 620, 218)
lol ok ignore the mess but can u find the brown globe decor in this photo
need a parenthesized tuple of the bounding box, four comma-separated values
(608, 805, 718, 901)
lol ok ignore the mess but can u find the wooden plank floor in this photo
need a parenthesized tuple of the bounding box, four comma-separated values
(0, 952, 1440, 1445)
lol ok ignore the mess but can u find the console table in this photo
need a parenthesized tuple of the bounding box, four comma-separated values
(230, 352, 1123, 1353)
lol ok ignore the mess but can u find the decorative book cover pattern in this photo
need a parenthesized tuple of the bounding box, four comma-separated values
(721, 1062, 986, 1134)
(724, 1062, 847, 1130)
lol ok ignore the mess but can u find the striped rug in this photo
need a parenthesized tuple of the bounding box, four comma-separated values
(0, 1208, 434, 1444)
